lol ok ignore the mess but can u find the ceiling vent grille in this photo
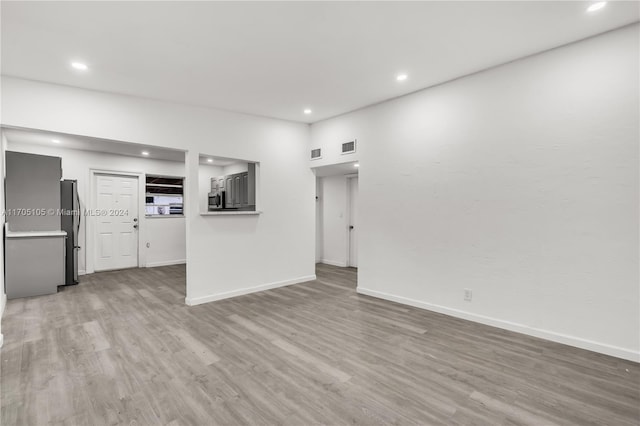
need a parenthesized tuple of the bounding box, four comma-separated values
(342, 140, 356, 154)
(310, 148, 322, 160)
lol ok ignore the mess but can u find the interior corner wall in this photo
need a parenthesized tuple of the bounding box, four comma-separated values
(315, 178, 323, 263)
(318, 175, 349, 267)
(310, 24, 640, 361)
(0, 131, 7, 347)
(0, 77, 316, 305)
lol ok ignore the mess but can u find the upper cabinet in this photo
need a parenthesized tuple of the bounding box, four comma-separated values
(222, 163, 255, 209)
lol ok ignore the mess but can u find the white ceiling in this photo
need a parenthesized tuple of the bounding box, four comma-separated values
(2, 127, 185, 162)
(2, 2, 638, 123)
(198, 154, 245, 167)
(314, 161, 359, 178)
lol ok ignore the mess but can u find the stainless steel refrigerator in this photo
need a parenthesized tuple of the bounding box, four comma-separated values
(60, 179, 80, 286)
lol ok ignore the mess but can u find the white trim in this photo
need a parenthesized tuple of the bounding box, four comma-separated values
(185, 275, 316, 306)
(79, 270, 87, 276)
(1, 292, 6, 319)
(6, 229, 67, 238)
(347, 175, 358, 268)
(357, 287, 640, 363)
(321, 259, 348, 267)
(200, 211, 261, 216)
(145, 215, 185, 219)
(1, 291, 7, 348)
(146, 259, 186, 268)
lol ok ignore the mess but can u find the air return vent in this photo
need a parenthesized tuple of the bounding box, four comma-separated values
(341, 140, 356, 154)
(310, 148, 322, 160)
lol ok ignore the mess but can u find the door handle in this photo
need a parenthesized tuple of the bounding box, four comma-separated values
(349, 225, 354, 230)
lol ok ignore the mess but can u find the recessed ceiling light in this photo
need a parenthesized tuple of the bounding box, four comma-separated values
(304, 109, 312, 115)
(354, 163, 360, 168)
(207, 158, 213, 163)
(587, 2, 606, 12)
(396, 73, 408, 82)
(141, 151, 149, 156)
(71, 61, 89, 71)
(51, 139, 61, 144)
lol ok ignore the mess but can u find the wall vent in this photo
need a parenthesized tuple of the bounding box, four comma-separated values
(310, 148, 322, 160)
(341, 140, 356, 154)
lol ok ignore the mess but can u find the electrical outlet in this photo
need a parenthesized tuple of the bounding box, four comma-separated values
(464, 288, 472, 302)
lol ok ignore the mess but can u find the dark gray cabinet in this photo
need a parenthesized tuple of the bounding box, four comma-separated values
(234, 173, 243, 207)
(5, 151, 62, 231)
(219, 163, 256, 210)
(4, 151, 67, 299)
(225, 175, 234, 208)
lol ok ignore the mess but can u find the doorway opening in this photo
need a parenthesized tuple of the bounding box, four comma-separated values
(313, 161, 359, 272)
(347, 175, 358, 268)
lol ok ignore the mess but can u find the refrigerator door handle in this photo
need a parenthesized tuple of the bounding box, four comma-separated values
(76, 189, 81, 232)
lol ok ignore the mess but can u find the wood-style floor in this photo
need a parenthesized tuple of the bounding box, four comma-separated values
(1, 264, 638, 425)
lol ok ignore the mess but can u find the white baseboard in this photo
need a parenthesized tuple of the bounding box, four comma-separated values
(357, 287, 639, 363)
(79, 270, 87, 276)
(185, 274, 317, 306)
(146, 259, 186, 268)
(0, 292, 6, 318)
(1, 292, 6, 348)
(321, 259, 348, 267)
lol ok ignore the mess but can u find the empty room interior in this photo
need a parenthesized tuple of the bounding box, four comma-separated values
(0, 1, 639, 425)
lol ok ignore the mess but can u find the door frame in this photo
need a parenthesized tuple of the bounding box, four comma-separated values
(86, 168, 146, 274)
(346, 174, 358, 268)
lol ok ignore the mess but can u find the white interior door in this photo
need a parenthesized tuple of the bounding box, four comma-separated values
(94, 174, 139, 271)
(348, 177, 359, 268)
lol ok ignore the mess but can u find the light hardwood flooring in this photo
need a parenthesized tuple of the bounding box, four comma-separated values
(1, 264, 639, 425)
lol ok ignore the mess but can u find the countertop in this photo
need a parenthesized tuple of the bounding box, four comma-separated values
(200, 211, 262, 216)
(6, 229, 67, 238)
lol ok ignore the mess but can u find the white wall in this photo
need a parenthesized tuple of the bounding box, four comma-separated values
(223, 161, 249, 176)
(1, 76, 316, 305)
(318, 175, 349, 267)
(5, 141, 187, 271)
(145, 218, 186, 267)
(310, 25, 640, 361)
(0, 131, 7, 348)
(315, 178, 323, 263)
(198, 163, 224, 213)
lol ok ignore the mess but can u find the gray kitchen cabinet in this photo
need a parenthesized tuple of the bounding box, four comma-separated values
(225, 176, 234, 208)
(5, 151, 62, 231)
(234, 174, 243, 207)
(214, 164, 256, 210)
(247, 163, 256, 207)
(5, 230, 66, 299)
(241, 173, 248, 205)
